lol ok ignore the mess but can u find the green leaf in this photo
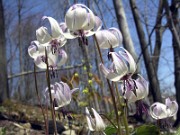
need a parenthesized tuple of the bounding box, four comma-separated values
(135, 125, 160, 135)
(104, 125, 117, 135)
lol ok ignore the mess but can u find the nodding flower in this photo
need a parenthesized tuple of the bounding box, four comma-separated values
(36, 16, 67, 52)
(28, 41, 67, 69)
(44, 81, 78, 110)
(60, 4, 102, 45)
(150, 98, 178, 120)
(100, 48, 149, 102)
(85, 107, 106, 133)
(100, 48, 136, 82)
(95, 27, 123, 49)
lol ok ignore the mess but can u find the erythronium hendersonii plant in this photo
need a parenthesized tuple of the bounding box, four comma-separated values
(150, 98, 178, 120)
(60, 4, 102, 44)
(85, 107, 106, 134)
(44, 81, 78, 110)
(95, 27, 123, 49)
(36, 16, 67, 53)
(28, 41, 67, 69)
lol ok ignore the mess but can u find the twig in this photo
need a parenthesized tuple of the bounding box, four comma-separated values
(8, 63, 85, 79)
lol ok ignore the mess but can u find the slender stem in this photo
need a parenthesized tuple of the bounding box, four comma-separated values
(112, 82, 123, 135)
(33, 64, 48, 135)
(100, 113, 117, 129)
(122, 111, 129, 135)
(94, 35, 122, 135)
(45, 48, 57, 135)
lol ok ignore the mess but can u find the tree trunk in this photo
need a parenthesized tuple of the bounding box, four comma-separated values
(0, 0, 9, 103)
(130, 0, 162, 102)
(153, 0, 166, 72)
(163, 0, 180, 55)
(171, 0, 180, 127)
(113, 0, 140, 73)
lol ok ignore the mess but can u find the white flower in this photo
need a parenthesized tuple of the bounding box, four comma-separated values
(61, 4, 102, 40)
(95, 27, 123, 49)
(36, 16, 66, 49)
(122, 74, 149, 103)
(28, 41, 67, 69)
(150, 98, 178, 120)
(100, 48, 136, 82)
(45, 82, 78, 110)
(85, 107, 106, 132)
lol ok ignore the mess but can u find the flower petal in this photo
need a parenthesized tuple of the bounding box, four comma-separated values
(92, 108, 106, 131)
(95, 30, 119, 49)
(57, 49, 68, 66)
(36, 26, 51, 44)
(34, 56, 47, 69)
(99, 63, 122, 82)
(119, 48, 136, 74)
(85, 107, 95, 131)
(94, 16, 102, 31)
(28, 42, 39, 59)
(109, 27, 123, 45)
(42, 16, 62, 38)
(110, 52, 128, 77)
(65, 5, 88, 31)
(165, 98, 178, 117)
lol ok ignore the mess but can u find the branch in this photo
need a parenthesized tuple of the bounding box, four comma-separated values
(163, 0, 180, 55)
(8, 63, 85, 79)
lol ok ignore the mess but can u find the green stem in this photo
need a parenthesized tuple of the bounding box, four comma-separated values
(45, 48, 57, 135)
(94, 35, 122, 135)
(122, 101, 129, 135)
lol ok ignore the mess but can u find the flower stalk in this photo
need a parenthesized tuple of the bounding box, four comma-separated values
(33, 64, 48, 135)
(94, 35, 122, 135)
(45, 48, 57, 135)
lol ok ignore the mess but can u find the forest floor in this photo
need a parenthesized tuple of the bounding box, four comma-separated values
(0, 100, 87, 135)
(0, 100, 179, 135)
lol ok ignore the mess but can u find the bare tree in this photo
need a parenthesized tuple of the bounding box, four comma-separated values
(113, 0, 140, 72)
(170, 0, 180, 127)
(130, 0, 162, 102)
(0, 0, 9, 103)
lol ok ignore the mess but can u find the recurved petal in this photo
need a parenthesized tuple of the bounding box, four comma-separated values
(99, 63, 122, 82)
(95, 30, 119, 49)
(85, 107, 95, 131)
(110, 52, 128, 77)
(94, 16, 102, 31)
(42, 16, 62, 38)
(123, 90, 138, 103)
(109, 27, 123, 45)
(92, 108, 106, 131)
(57, 49, 68, 67)
(136, 74, 149, 97)
(165, 98, 178, 117)
(119, 48, 136, 74)
(62, 32, 77, 39)
(28, 43, 38, 59)
(36, 26, 51, 44)
(34, 56, 47, 69)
